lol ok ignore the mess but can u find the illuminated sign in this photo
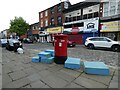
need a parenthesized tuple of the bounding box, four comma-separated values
(47, 27, 63, 33)
(100, 21, 120, 32)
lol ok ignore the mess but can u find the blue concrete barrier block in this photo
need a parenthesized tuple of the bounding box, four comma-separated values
(44, 49, 54, 57)
(83, 61, 110, 75)
(41, 57, 54, 64)
(65, 57, 81, 69)
(32, 56, 40, 63)
(38, 51, 51, 59)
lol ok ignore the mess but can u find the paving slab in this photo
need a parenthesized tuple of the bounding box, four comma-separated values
(54, 70, 76, 83)
(2, 73, 12, 86)
(41, 85, 51, 88)
(80, 72, 112, 86)
(27, 73, 42, 82)
(9, 70, 27, 81)
(32, 63, 49, 71)
(23, 67, 39, 75)
(2, 65, 12, 74)
(109, 81, 119, 88)
(30, 80, 46, 88)
(40, 74, 69, 88)
(3, 77, 31, 88)
(60, 68, 82, 78)
(10, 65, 24, 72)
(47, 64, 64, 72)
(65, 82, 87, 89)
(38, 69, 54, 78)
(74, 76, 107, 89)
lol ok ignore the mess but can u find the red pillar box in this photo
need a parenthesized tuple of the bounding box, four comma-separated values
(54, 34, 68, 64)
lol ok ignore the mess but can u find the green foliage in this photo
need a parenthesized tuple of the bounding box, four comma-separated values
(9, 16, 29, 36)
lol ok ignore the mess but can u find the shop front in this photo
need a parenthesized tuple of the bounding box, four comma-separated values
(47, 26, 64, 42)
(63, 17, 99, 44)
(100, 20, 120, 41)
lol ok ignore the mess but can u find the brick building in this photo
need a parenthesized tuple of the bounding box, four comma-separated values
(28, 22, 39, 41)
(39, 1, 71, 42)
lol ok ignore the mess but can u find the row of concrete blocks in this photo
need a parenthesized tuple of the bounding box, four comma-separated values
(32, 49, 54, 64)
(32, 49, 109, 76)
(65, 57, 110, 76)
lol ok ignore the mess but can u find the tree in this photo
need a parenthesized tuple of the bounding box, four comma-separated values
(9, 16, 29, 36)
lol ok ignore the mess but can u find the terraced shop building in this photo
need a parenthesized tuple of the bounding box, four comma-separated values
(99, 0, 120, 41)
(39, 1, 71, 42)
(63, 1, 100, 44)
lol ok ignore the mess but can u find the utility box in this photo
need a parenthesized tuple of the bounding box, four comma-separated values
(54, 34, 68, 64)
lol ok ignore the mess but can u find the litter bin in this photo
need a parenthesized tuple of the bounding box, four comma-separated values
(54, 34, 68, 64)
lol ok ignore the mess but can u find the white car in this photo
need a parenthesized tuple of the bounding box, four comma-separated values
(85, 37, 120, 52)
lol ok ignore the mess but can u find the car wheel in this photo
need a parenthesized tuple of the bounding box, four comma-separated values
(112, 45, 120, 52)
(88, 44, 94, 49)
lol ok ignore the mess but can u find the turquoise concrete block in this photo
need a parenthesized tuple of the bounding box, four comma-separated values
(41, 57, 54, 64)
(32, 56, 40, 63)
(38, 51, 51, 59)
(44, 49, 54, 57)
(65, 57, 81, 69)
(83, 61, 110, 75)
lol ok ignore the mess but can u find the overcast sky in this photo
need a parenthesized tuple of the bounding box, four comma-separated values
(0, 0, 85, 32)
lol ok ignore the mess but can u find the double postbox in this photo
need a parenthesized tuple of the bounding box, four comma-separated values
(54, 34, 68, 64)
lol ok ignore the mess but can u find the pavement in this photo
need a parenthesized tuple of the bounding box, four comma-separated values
(1, 43, 120, 89)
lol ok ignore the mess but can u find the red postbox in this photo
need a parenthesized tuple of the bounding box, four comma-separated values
(54, 34, 68, 64)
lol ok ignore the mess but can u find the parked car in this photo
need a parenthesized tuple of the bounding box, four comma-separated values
(85, 37, 120, 52)
(23, 38, 33, 43)
(0, 39, 7, 47)
(6, 39, 23, 52)
(52, 40, 76, 47)
(67, 40, 76, 47)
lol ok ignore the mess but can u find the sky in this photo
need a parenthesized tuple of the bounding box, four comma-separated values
(0, 0, 85, 32)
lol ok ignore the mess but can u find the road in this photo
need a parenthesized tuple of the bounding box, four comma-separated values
(23, 43, 119, 67)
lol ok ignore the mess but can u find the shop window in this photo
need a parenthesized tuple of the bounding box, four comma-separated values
(68, 17, 72, 22)
(88, 13, 93, 19)
(51, 18, 54, 26)
(83, 14, 87, 19)
(45, 19, 48, 26)
(77, 16, 82, 20)
(73, 22, 84, 27)
(94, 12, 99, 17)
(117, 1, 120, 14)
(41, 20, 43, 27)
(41, 13, 43, 18)
(58, 4, 61, 12)
(51, 7, 54, 14)
(64, 24, 72, 28)
(65, 17, 69, 22)
(57, 16, 62, 25)
(45, 10, 48, 16)
(72, 17, 77, 21)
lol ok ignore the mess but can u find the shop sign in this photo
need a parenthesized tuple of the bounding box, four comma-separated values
(47, 27, 63, 33)
(84, 19, 99, 32)
(100, 21, 120, 32)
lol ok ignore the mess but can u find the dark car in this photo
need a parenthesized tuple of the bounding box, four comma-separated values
(23, 38, 33, 43)
(52, 40, 76, 47)
(67, 40, 76, 47)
